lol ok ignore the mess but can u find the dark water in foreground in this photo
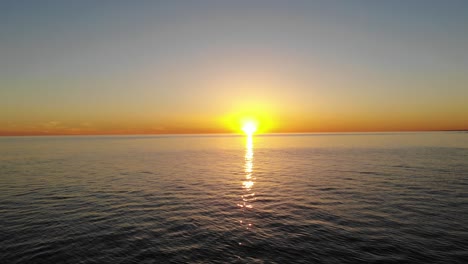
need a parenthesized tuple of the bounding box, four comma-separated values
(1, 132, 467, 263)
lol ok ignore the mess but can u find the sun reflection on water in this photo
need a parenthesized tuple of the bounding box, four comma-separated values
(237, 134, 256, 244)
(240, 134, 255, 203)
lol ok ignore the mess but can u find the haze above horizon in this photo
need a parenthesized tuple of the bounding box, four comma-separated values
(1, 0, 468, 136)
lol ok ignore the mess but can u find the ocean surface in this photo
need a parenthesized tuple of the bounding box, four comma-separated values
(1, 132, 467, 263)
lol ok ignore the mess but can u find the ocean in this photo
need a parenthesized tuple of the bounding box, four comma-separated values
(1, 132, 467, 263)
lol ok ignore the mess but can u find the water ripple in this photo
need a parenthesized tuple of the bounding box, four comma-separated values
(1, 134, 468, 263)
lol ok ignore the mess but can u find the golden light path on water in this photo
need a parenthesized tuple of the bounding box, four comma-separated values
(238, 134, 255, 245)
(243, 135, 254, 191)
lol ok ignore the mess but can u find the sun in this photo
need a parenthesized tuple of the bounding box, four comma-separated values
(242, 121, 258, 135)
(222, 111, 272, 135)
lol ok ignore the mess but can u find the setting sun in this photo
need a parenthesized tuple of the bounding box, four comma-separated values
(242, 121, 258, 135)
(222, 109, 274, 135)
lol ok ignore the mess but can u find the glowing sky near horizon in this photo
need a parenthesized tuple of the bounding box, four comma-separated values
(1, 0, 468, 135)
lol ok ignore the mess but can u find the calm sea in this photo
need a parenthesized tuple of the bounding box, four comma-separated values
(1, 132, 467, 263)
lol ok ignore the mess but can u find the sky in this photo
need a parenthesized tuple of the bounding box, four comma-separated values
(1, 0, 468, 135)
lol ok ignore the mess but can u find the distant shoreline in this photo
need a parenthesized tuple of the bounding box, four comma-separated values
(1, 130, 467, 137)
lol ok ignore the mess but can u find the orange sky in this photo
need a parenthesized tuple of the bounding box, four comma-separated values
(1, 1, 468, 136)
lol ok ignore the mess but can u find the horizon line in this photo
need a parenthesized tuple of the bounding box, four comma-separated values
(1, 129, 467, 137)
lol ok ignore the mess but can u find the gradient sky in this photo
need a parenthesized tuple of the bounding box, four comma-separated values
(1, 0, 468, 135)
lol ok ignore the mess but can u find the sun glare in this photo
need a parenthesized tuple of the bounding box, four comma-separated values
(242, 121, 257, 135)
